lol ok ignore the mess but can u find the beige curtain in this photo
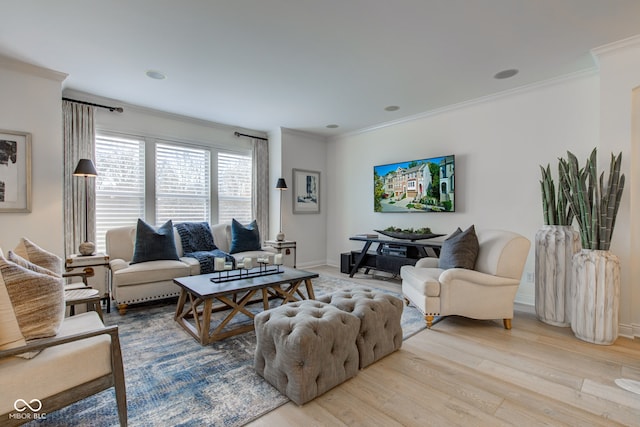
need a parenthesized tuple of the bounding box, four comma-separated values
(252, 138, 269, 242)
(63, 100, 96, 257)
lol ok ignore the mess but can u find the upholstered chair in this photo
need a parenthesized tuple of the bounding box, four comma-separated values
(0, 250, 127, 426)
(400, 229, 530, 329)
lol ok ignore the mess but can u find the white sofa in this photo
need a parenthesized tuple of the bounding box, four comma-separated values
(106, 223, 276, 314)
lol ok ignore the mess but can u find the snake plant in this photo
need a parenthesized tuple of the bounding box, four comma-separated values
(558, 148, 625, 250)
(539, 162, 573, 226)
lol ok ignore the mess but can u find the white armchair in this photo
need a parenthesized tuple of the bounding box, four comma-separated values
(400, 229, 530, 329)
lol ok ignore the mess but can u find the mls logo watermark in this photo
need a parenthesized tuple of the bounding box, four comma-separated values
(8, 399, 47, 421)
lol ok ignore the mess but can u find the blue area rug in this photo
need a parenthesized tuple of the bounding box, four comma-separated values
(34, 274, 424, 426)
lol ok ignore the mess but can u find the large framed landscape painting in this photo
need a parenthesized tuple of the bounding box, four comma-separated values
(0, 129, 31, 213)
(293, 168, 320, 214)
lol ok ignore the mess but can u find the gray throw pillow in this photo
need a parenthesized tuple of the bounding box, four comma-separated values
(438, 225, 479, 270)
(131, 219, 180, 264)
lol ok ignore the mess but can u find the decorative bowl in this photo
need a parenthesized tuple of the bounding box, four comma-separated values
(374, 230, 444, 241)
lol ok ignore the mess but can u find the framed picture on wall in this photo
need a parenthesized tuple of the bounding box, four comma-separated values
(0, 129, 31, 213)
(292, 169, 320, 214)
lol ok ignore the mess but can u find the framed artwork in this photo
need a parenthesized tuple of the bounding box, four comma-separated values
(0, 129, 32, 213)
(292, 169, 320, 214)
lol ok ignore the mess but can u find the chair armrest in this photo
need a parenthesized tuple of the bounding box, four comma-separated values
(62, 271, 89, 286)
(0, 325, 118, 360)
(415, 257, 439, 268)
(439, 268, 520, 287)
(109, 258, 129, 272)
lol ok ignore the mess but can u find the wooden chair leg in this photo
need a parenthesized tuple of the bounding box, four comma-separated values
(110, 328, 128, 426)
(425, 315, 434, 329)
(503, 318, 512, 329)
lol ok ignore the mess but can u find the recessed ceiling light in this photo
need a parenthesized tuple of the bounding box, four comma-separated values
(384, 105, 400, 112)
(326, 124, 339, 129)
(493, 69, 519, 79)
(146, 70, 167, 80)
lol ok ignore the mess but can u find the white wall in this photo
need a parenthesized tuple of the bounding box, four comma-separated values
(64, 89, 261, 152)
(268, 127, 283, 241)
(593, 35, 640, 337)
(0, 56, 66, 256)
(278, 128, 328, 267)
(327, 72, 600, 306)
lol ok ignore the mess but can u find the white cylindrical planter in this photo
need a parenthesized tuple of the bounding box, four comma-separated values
(570, 249, 620, 345)
(535, 225, 580, 327)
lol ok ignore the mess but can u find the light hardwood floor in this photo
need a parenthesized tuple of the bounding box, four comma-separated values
(247, 266, 640, 427)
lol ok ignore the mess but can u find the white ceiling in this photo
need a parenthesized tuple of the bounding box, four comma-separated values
(2, 1, 640, 137)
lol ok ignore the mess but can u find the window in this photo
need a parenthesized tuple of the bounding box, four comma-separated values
(95, 133, 252, 253)
(95, 134, 145, 252)
(218, 152, 252, 225)
(156, 142, 210, 224)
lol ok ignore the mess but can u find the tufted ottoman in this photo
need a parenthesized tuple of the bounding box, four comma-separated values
(254, 300, 360, 405)
(318, 288, 403, 369)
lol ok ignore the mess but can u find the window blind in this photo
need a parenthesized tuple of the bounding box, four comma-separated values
(218, 152, 252, 225)
(155, 142, 211, 225)
(95, 134, 145, 252)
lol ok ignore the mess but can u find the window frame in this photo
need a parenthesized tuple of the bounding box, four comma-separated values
(94, 130, 252, 252)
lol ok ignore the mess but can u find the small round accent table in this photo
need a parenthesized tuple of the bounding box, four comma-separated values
(65, 288, 103, 320)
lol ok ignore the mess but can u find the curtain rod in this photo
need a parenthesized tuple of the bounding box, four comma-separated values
(234, 131, 268, 141)
(62, 97, 124, 113)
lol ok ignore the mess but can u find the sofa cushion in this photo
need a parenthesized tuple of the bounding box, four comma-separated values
(0, 256, 65, 341)
(131, 219, 180, 264)
(210, 223, 232, 253)
(13, 237, 63, 275)
(0, 311, 111, 415)
(229, 219, 261, 254)
(438, 225, 479, 270)
(112, 259, 191, 287)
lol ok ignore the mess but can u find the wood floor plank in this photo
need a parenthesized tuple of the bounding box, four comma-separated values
(246, 266, 640, 427)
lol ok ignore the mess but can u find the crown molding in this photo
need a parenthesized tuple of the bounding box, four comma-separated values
(331, 68, 598, 141)
(0, 54, 67, 82)
(591, 34, 640, 58)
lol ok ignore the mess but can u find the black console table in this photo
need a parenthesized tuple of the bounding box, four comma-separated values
(345, 236, 443, 278)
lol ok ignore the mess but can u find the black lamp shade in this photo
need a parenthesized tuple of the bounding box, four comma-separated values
(73, 159, 98, 177)
(275, 178, 287, 189)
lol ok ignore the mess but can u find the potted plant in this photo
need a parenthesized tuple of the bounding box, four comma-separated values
(535, 162, 580, 327)
(559, 148, 625, 345)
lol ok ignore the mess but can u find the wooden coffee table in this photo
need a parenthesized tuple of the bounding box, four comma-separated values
(173, 266, 319, 345)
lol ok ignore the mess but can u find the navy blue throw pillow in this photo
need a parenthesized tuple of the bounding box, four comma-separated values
(229, 219, 261, 254)
(131, 219, 180, 264)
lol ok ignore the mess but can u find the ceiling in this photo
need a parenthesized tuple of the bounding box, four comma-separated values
(2, 1, 640, 137)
